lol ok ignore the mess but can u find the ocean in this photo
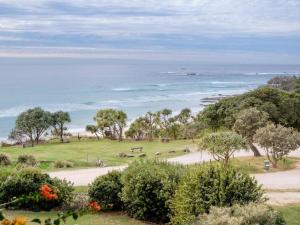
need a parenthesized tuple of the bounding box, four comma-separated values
(1, 58, 299, 140)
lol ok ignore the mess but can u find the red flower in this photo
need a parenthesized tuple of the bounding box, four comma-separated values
(40, 184, 58, 200)
(88, 201, 101, 212)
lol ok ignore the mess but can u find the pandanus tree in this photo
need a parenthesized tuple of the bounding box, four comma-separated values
(93, 109, 127, 141)
(51, 111, 71, 143)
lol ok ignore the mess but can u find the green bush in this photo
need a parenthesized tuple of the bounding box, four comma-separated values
(199, 203, 285, 225)
(17, 154, 37, 166)
(0, 167, 14, 186)
(0, 153, 11, 166)
(88, 170, 123, 210)
(54, 160, 74, 168)
(0, 167, 74, 210)
(170, 164, 264, 225)
(120, 160, 185, 223)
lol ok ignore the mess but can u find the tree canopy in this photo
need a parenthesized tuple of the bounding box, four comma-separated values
(15, 107, 52, 146)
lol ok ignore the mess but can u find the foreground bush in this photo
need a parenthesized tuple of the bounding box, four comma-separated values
(88, 170, 123, 210)
(120, 160, 185, 223)
(0, 167, 14, 187)
(0, 168, 73, 210)
(171, 164, 264, 225)
(54, 160, 74, 168)
(199, 203, 285, 225)
(0, 153, 11, 166)
(17, 154, 37, 166)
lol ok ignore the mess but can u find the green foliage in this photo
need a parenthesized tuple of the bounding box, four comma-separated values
(0, 153, 11, 166)
(53, 160, 74, 168)
(254, 123, 300, 168)
(85, 125, 100, 140)
(170, 164, 264, 225)
(88, 171, 123, 211)
(199, 203, 286, 225)
(0, 167, 14, 187)
(15, 107, 52, 146)
(198, 87, 300, 131)
(233, 107, 268, 156)
(94, 109, 127, 141)
(120, 160, 185, 223)
(199, 131, 245, 165)
(0, 168, 74, 210)
(50, 111, 71, 143)
(17, 154, 37, 166)
(268, 75, 300, 93)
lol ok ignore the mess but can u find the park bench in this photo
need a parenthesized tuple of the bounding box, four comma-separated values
(131, 147, 143, 152)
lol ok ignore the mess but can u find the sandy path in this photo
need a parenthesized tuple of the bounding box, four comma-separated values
(49, 149, 300, 187)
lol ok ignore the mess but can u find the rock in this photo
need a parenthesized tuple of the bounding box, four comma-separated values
(126, 154, 135, 158)
(168, 150, 176, 153)
(155, 152, 161, 156)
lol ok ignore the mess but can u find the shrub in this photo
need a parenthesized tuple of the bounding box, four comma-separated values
(0, 167, 73, 210)
(17, 154, 37, 166)
(88, 171, 123, 210)
(170, 164, 264, 225)
(120, 160, 185, 223)
(0, 153, 11, 166)
(199, 203, 286, 225)
(54, 160, 74, 168)
(0, 167, 14, 186)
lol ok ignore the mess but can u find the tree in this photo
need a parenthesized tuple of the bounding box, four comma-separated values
(86, 125, 101, 140)
(156, 108, 172, 138)
(51, 111, 71, 143)
(233, 108, 268, 157)
(15, 107, 51, 146)
(199, 131, 246, 165)
(254, 123, 300, 168)
(144, 112, 156, 141)
(8, 129, 26, 144)
(125, 117, 145, 140)
(176, 108, 192, 139)
(94, 109, 127, 141)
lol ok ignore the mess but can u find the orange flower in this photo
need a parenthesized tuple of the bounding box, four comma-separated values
(40, 184, 58, 200)
(88, 201, 101, 212)
(12, 217, 27, 225)
(1, 219, 11, 225)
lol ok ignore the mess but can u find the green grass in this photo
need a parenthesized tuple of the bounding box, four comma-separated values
(3, 210, 154, 225)
(4, 205, 300, 225)
(230, 156, 299, 174)
(276, 204, 300, 225)
(0, 138, 195, 170)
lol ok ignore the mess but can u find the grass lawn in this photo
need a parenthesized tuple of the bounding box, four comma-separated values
(3, 210, 154, 225)
(229, 156, 299, 174)
(0, 138, 196, 170)
(276, 204, 300, 225)
(4, 204, 300, 225)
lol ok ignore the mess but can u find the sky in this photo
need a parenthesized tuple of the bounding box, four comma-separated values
(0, 0, 300, 64)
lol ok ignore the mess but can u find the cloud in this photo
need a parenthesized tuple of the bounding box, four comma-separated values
(0, 0, 299, 63)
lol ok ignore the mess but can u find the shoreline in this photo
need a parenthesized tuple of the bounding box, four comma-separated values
(0, 93, 232, 143)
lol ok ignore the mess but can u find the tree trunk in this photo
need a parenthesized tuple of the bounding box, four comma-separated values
(60, 125, 64, 143)
(249, 142, 262, 157)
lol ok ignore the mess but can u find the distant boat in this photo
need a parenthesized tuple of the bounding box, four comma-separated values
(186, 72, 197, 76)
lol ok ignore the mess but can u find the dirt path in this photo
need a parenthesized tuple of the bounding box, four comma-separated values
(49, 149, 300, 204)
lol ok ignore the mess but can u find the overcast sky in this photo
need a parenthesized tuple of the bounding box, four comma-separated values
(0, 0, 300, 64)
